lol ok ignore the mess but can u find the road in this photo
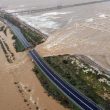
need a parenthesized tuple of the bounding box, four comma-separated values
(7, 20, 102, 110)
(5, 20, 31, 48)
(29, 49, 102, 110)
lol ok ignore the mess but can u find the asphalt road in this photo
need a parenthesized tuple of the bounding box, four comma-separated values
(5, 20, 31, 48)
(29, 49, 101, 110)
(6, 20, 102, 110)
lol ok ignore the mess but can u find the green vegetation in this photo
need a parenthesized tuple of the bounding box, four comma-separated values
(12, 35, 25, 52)
(0, 26, 4, 31)
(33, 66, 80, 110)
(0, 39, 15, 63)
(4, 15, 20, 26)
(4, 14, 45, 47)
(44, 55, 110, 110)
(21, 28, 44, 46)
(3, 28, 7, 36)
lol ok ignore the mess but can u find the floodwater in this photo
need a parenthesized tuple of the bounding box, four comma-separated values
(16, 0, 110, 35)
(3, 0, 110, 70)
(12, 0, 110, 71)
(1, 0, 107, 9)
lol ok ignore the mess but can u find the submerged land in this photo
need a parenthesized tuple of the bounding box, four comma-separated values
(0, 20, 67, 110)
(0, 0, 110, 110)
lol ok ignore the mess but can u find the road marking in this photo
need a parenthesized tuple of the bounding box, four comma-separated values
(7, 22, 29, 48)
(30, 51, 95, 110)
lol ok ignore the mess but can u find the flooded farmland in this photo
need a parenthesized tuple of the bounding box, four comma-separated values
(11, 0, 110, 71)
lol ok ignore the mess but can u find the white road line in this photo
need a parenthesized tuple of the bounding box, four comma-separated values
(31, 51, 94, 110)
(11, 27, 28, 47)
(8, 22, 29, 47)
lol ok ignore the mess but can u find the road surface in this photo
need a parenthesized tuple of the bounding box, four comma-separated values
(5, 20, 31, 48)
(29, 49, 102, 110)
(7, 19, 102, 110)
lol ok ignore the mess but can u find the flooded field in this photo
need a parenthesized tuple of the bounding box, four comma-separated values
(14, 0, 110, 71)
(0, 1, 110, 110)
(2, 0, 110, 71)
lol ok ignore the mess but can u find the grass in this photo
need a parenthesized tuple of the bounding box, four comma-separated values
(33, 66, 80, 110)
(21, 28, 44, 46)
(4, 14, 45, 47)
(44, 55, 110, 110)
(4, 14, 110, 110)
(12, 35, 25, 52)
